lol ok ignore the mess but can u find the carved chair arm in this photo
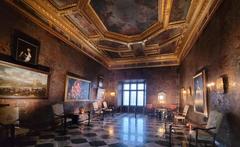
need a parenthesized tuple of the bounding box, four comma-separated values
(192, 127, 216, 131)
(193, 126, 216, 140)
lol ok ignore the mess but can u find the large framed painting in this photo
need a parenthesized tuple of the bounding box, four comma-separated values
(12, 30, 40, 65)
(0, 61, 49, 99)
(64, 74, 91, 101)
(193, 70, 208, 116)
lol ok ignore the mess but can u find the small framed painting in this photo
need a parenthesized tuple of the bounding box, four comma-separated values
(97, 76, 104, 88)
(96, 88, 105, 99)
(64, 73, 91, 101)
(12, 30, 40, 65)
(193, 70, 208, 116)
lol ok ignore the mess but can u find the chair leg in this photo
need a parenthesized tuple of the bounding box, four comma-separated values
(213, 135, 216, 147)
(87, 111, 91, 126)
(188, 135, 192, 147)
(195, 130, 198, 147)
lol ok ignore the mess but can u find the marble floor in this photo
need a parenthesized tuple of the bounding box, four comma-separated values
(10, 113, 212, 147)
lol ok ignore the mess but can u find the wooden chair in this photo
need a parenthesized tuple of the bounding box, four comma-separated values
(92, 102, 104, 120)
(102, 101, 113, 116)
(52, 103, 71, 129)
(0, 106, 29, 145)
(189, 110, 223, 147)
(174, 105, 189, 123)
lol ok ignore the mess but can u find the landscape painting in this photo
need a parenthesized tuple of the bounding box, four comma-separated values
(193, 70, 207, 116)
(0, 61, 49, 99)
(65, 74, 91, 101)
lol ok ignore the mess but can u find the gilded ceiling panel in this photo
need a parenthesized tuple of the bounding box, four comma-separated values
(159, 41, 177, 54)
(97, 40, 127, 49)
(104, 50, 121, 59)
(66, 13, 98, 36)
(49, 0, 78, 10)
(146, 28, 182, 46)
(169, 0, 192, 22)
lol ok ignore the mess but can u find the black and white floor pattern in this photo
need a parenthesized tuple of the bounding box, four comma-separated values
(11, 113, 212, 147)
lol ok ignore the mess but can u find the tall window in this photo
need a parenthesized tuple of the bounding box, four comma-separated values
(122, 80, 146, 106)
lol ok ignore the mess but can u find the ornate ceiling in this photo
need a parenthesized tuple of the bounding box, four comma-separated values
(6, 0, 222, 69)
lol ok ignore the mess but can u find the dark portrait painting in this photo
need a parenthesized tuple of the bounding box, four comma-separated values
(193, 71, 207, 116)
(12, 30, 40, 65)
(64, 75, 91, 101)
(0, 61, 49, 99)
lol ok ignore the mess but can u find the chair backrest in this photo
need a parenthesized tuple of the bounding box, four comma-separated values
(146, 104, 153, 109)
(206, 110, 223, 134)
(93, 102, 99, 111)
(182, 105, 189, 116)
(0, 106, 19, 125)
(103, 101, 108, 109)
(52, 103, 64, 116)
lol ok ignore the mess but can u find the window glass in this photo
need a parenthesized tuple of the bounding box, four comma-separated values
(130, 91, 136, 106)
(123, 91, 129, 106)
(138, 83, 144, 90)
(137, 91, 144, 106)
(131, 83, 137, 90)
(123, 84, 130, 90)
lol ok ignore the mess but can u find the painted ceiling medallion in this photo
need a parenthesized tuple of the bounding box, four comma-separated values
(90, 0, 159, 36)
(6, 0, 222, 69)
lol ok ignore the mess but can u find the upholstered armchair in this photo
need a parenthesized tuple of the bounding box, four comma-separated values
(174, 105, 189, 124)
(189, 110, 223, 147)
(92, 102, 104, 120)
(102, 101, 113, 116)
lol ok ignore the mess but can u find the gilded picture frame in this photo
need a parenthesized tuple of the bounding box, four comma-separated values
(0, 60, 49, 99)
(193, 70, 208, 116)
(64, 73, 91, 101)
(12, 30, 40, 65)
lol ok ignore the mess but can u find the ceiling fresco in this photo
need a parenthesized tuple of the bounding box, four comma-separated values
(7, 0, 222, 69)
(90, 0, 159, 36)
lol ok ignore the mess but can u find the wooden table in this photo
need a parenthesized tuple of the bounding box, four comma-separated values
(156, 108, 167, 121)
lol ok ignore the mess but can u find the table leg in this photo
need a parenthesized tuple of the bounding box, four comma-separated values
(64, 117, 67, 132)
(169, 124, 172, 147)
(87, 111, 91, 126)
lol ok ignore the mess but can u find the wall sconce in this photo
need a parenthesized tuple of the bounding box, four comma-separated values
(108, 91, 116, 106)
(207, 82, 215, 88)
(110, 92, 116, 97)
(182, 89, 187, 94)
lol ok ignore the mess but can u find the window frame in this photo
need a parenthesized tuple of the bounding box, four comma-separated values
(121, 80, 146, 107)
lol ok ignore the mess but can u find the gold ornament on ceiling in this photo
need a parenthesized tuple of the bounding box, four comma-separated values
(5, 0, 222, 69)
